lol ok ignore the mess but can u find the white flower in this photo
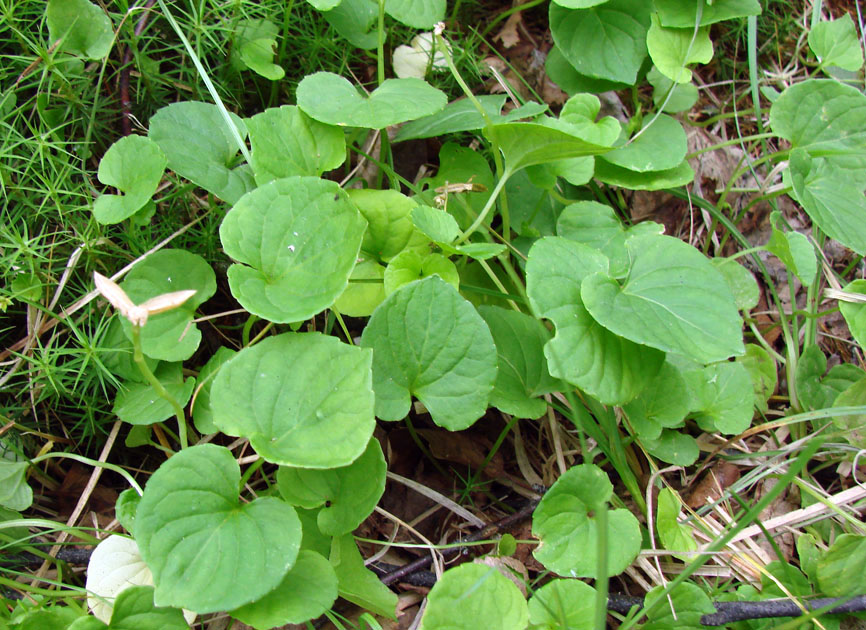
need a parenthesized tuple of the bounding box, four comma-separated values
(393, 32, 451, 79)
(86, 535, 196, 625)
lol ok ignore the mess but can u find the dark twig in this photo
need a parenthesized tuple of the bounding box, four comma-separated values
(1, 547, 92, 567)
(700, 595, 866, 626)
(379, 496, 541, 586)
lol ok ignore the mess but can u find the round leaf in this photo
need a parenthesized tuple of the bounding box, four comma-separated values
(419, 563, 528, 630)
(276, 438, 386, 535)
(219, 176, 366, 323)
(646, 13, 713, 84)
(581, 234, 744, 363)
(528, 579, 597, 630)
(593, 158, 695, 190)
(334, 260, 386, 317)
(623, 361, 691, 440)
(817, 534, 866, 597)
(230, 550, 338, 628)
(809, 14, 864, 72)
(712, 258, 760, 311)
(0, 461, 32, 511)
(134, 444, 302, 613)
(687, 361, 754, 434)
(297, 72, 447, 129)
(360, 276, 498, 431)
(384, 0, 444, 28)
(532, 464, 641, 578)
(348, 188, 418, 261)
(642, 429, 700, 465)
(601, 114, 687, 173)
(47, 0, 113, 59)
(239, 38, 284, 80)
(93, 136, 167, 225)
(384, 250, 459, 295)
(112, 362, 195, 426)
(104, 586, 190, 630)
(526, 237, 664, 405)
(211, 333, 375, 468)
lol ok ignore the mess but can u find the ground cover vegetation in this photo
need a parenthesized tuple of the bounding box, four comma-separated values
(1, 0, 866, 628)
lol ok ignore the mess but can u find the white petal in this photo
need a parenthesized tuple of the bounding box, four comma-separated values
(393, 44, 429, 79)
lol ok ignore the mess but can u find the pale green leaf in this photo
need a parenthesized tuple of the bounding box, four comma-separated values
(642, 429, 699, 465)
(47, 0, 113, 59)
(211, 333, 375, 468)
(600, 114, 687, 172)
(113, 362, 195, 426)
(527, 579, 597, 630)
(360, 276, 498, 431)
(93, 136, 166, 224)
(323, 0, 378, 49)
(239, 38, 284, 80)
(334, 260, 386, 317)
(656, 488, 697, 561)
(817, 534, 866, 597)
(711, 258, 760, 310)
(687, 361, 754, 434)
(736, 344, 777, 414)
(642, 582, 714, 630)
(624, 361, 691, 440)
(765, 210, 818, 285)
(384, 0, 445, 28)
(384, 251, 459, 294)
(840, 279, 866, 351)
(647, 65, 699, 113)
(349, 189, 418, 262)
(809, 14, 864, 72)
(654, 0, 761, 27)
(594, 158, 694, 190)
(134, 444, 301, 613)
(647, 13, 713, 83)
(0, 461, 32, 511)
(832, 376, 866, 448)
(330, 534, 397, 618)
(190, 347, 237, 435)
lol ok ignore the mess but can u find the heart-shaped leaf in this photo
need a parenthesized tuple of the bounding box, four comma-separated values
(549, 0, 651, 84)
(623, 361, 691, 440)
(712, 258, 760, 311)
(478, 306, 561, 419)
(528, 579, 597, 630)
(134, 444, 301, 613)
(323, 0, 378, 49)
(148, 102, 254, 204)
(334, 260, 386, 317)
(581, 234, 744, 363)
(421, 142, 495, 230)
(349, 188, 418, 262)
(119, 249, 216, 362)
(737, 344, 777, 413)
(247, 106, 345, 185)
(420, 563, 528, 630)
(384, 250, 459, 294)
(594, 158, 695, 190)
(219, 176, 366, 322)
(544, 45, 629, 95)
(297, 72, 447, 129)
(765, 210, 817, 286)
(532, 464, 641, 577)
(646, 13, 713, 83)
(112, 362, 195, 426)
(211, 333, 375, 468)
(75, 585, 190, 630)
(239, 38, 284, 80)
(277, 438, 386, 535)
(93, 136, 166, 224)
(686, 361, 754, 434)
(384, 0, 445, 28)
(643, 429, 699, 465)
(230, 550, 338, 628)
(642, 583, 715, 629)
(526, 237, 664, 405)
(488, 122, 613, 175)
(412, 205, 461, 244)
(809, 14, 864, 72)
(394, 95, 507, 142)
(656, 488, 698, 561)
(600, 114, 687, 172)
(0, 461, 32, 511)
(47, 0, 113, 60)
(360, 276, 498, 431)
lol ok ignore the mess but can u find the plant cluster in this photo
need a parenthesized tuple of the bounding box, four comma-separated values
(2, 0, 866, 629)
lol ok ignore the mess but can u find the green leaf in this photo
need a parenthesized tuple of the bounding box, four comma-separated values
(0, 461, 32, 511)
(211, 333, 375, 468)
(219, 176, 366, 323)
(552, 0, 608, 6)
(148, 102, 254, 204)
(532, 464, 641, 577)
(654, 0, 761, 27)
(100, 319, 158, 383)
(840, 279, 866, 350)
(544, 45, 629, 95)
(420, 563, 528, 630)
(788, 148, 866, 256)
(134, 444, 301, 613)
(527, 578, 597, 630)
(230, 550, 338, 627)
(642, 429, 699, 465)
(765, 211, 817, 286)
(809, 14, 864, 72)
(642, 582, 715, 630)
(557, 201, 663, 277)
(394, 95, 507, 142)
(114, 489, 139, 533)
(47, 0, 114, 59)
(478, 306, 560, 419)
(687, 361, 754, 434)
(656, 488, 697, 562)
(489, 122, 613, 176)
(112, 362, 195, 426)
(276, 438, 386, 535)
(711, 258, 760, 310)
(412, 205, 461, 244)
(384, 0, 444, 28)
(323, 0, 378, 49)
(600, 115, 687, 172)
(421, 142, 495, 231)
(737, 344, 777, 414)
(646, 13, 713, 83)
(647, 65, 699, 113)
(119, 249, 216, 362)
(330, 534, 397, 619)
(297, 72, 447, 129)
(581, 233, 744, 363)
(797, 344, 866, 410)
(817, 534, 866, 597)
(384, 250, 459, 294)
(556, 94, 623, 146)
(832, 376, 866, 448)
(334, 260, 386, 317)
(190, 347, 237, 435)
(239, 37, 284, 80)
(549, 0, 651, 84)
(349, 189, 418, 262)
(228, 18, 278, 72)
(101, 586, 188, 630)
(526, 237, 664, 405)
(593, 158, 694, 190)
(247, 106, 345, 185)
(360, 276, 498, 431)
(93, 136, 167, 224)
(623, 361, 691, 440)
(306, 0, 341, 8)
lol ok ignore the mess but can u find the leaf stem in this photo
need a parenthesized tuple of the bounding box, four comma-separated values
(29, 452, 144, 496)
(131, 325, 188, 450)
(455, 175, 509, 245)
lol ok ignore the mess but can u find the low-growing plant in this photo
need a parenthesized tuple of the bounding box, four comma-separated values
(3, 0, 866, 628)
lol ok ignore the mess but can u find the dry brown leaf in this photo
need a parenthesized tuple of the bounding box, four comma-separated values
(493, 12, 522, 49)
(416, 429, 505, 477)
(686, 461, 740, 509)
